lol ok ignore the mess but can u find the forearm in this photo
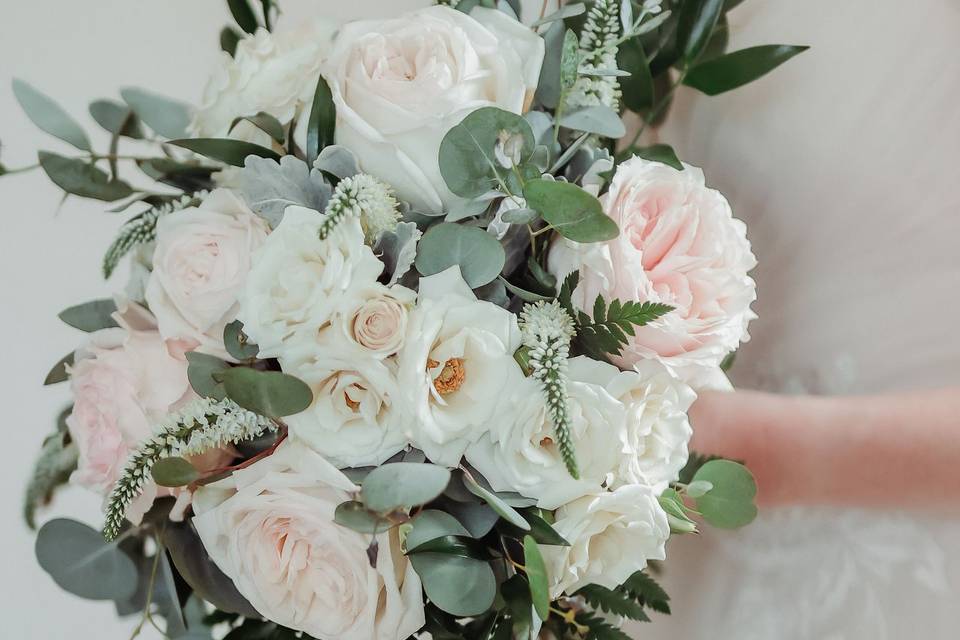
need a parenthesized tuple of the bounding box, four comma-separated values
(689, 388, 960, 508)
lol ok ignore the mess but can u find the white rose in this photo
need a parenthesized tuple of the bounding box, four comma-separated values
(548, 157, 757, 389)
(193, 439, 424, 640)
(238, 206, 384, 359)
(465, 358, 629, 510)
(396, 266, 524, 467)
(283, 343, 408, 468)
(324, 5, 545, 213)
(192, 23, 335, 147)
(146, 189, 269, 360)
(569, 357, 696, 492)
(543, 485, 670, 597)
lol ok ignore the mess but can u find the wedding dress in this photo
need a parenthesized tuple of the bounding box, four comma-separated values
(635, 1, 960, 638)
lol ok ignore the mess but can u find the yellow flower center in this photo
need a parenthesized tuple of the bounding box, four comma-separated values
(428, 357, 466, 396)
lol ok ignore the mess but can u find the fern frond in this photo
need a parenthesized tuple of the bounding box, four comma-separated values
(102, 397, 276, 541)
(620, 571, 671, 615)
(575, 584, 650, 621)
(576, 612, 633, 640)
(576, 295, 673, 359)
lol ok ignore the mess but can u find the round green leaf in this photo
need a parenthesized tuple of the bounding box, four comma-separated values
(152, 457, 200, 488)
(223, 320, 259, 360)
(522, 179, 619, 243)
(334, 501, 391, 535)
(415, 223, 506, 288)
(438, 106, 535, 199)
(405, 510, 471, 551)
(522, 535, 550, 621)
(361, 463, 451, 513)
(691, 459, 758, 529)
(221, 367, 313, 417)
(35, 519, 138, 601)
(186, 352, 230, 400)
(409, 553, 496, 617)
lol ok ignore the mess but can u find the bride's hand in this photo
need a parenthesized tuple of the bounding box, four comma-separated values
(687, 388, 960, 509)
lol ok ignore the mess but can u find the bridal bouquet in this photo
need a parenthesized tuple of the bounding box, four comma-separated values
(10, 1, 805, 638)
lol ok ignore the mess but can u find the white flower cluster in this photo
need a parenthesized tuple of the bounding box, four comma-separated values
(318, 173, 400, 242)
(567, 0, 623, 110)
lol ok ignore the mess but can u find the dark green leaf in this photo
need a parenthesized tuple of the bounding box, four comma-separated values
(120, 87, 191, 139)
(499, 277, 552, 303)
(522, 536, 550, 621)
(461, 471, 530, 530)
(576, 611, 633, 640)
(137, 158, 215, 192)
(627, 143, 683, 170)
(223, 320, 259, 360)
(677, 0, 725, 63)
(621, 570, 671, 615)
(39, 152, 133, 201)
(230, 111, 285, 145)
(220, 26, 242, 56)
(168, 138, 280, 167)
(406, 510, 471, 550)
(222, 367, 312, 417)
(520, 510, 570, 546)
(12, 79, 91, 151)
(618, 38, 655, 112)
(576, 584, 649, 621)
(89, 100, 143, 139)
(574, 294, 673, 359)
(522, 179, 618, 243)
(35, 519, 138, 600)
(305, 75, 336, 165)
(44, 351, 74, 385)
(152, 457, 200, 487)
(407, 535, 491, 560)
(415, 223, 506, 288)
(683, 44, 809, 95)
(690, 459, 758, 528)
(227, 0, 259, 34)
(58, 298, 118, 332)
(361, 463, 451, 513)
(438, 106, 535, 199)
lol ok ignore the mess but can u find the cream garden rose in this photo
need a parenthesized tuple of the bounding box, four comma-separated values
(549, 157, 757, 388)
(192, 22, 335, 148)
(465, 357, 631, 510)
(146, 189, 268, 360)
(543, 485, 670, 597)
(324, 5, 545, 213)
(193, 440, 424, 640)
(238, 205, 384, 359)
(396, 267, 524, 467)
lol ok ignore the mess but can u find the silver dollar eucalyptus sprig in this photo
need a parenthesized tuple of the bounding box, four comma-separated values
(101, 193, 201, 278)
(317, 173, 400, 243)
(519, 299, 580, 478)
(102, 397, 276, 541)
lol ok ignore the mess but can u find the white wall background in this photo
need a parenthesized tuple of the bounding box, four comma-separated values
(0, 1, 543, 638)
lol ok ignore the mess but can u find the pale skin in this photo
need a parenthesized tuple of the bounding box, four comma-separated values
(689, 388, 960, 508)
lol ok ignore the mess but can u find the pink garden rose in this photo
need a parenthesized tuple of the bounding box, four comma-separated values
(146, 189, 269, 360)
(67, 301, 191, 495)
(549, 157, 757, 388)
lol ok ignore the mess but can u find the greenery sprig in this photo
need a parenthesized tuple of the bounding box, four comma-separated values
(317, 173, 400, 242)
(102, 397, 276, 541)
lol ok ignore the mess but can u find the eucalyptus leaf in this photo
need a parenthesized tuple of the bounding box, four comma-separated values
(222, 367, 313, 418)
(683, 45, 809, 96)
(445, 502, 501, 538)
(44, 351, 74, 385)
(39, 152, 133, 201)
(461, 471, 530, 530)
(186, 352, 229, 400)
(438, 106, 535, 199)
(306, 74, 336, 165)
(89, 100, 143, 139)
(558, 105, 626, 138)
(58, 298, 118, 332)
(415, 223, 505, 288)
(685, 480, 714, 498)
(12, 79, 91, 151)
(405, 510, 471, 552)
(498, 277, 552, 303)
(169, 138, 280, 167)
(535, 20, 565, 109)
(522, 179, 618, 243)
(691, 459, 758, 528)
(334, 501, 391, 535)
(531, 2, 586, 27)
(410, 553, 496, 617)
(35, 519, 138, 601)
(230, 111, 285, 144)
(236, 155, 331, 227)
(223, 320, 259, 360)
(152, 457, 200, 488)
(361, 463, 451, 513)
(120, 87, 191, 139)
(522, 536, 550, 621)
(500, 207, 538, 225)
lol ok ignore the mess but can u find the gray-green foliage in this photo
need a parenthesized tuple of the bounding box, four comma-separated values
(522, 179, 618, 243)
(689, 459, 758, 528)
(360, 463, 451, 513)
(36, 518, 139, 600)
(38, 151, 133, 201)
(120, 87, 191, 139)
(414, 222, 505, 288)
(58, 298, 119, 332)
(13, 79, 91, 150)
(24, 428, 78, 529)
(236, 155, 331, 227)
(374, 221, 421, 286)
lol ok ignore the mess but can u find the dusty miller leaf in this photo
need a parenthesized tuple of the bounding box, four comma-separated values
(235, 155, 332, 227)
(374, 221, 421, 286)
(24, 432, 78, 529)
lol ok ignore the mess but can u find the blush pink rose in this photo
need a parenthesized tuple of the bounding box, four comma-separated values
(549, 157, 757, 388)
(146, 189, 269, 360)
